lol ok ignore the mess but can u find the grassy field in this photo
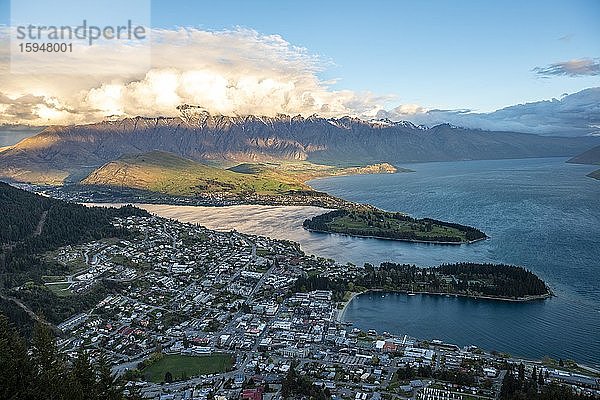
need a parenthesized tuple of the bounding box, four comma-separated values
(142, 353, 234, 383)
(42, 275, 67, 283)
(46, 282, 71, 297)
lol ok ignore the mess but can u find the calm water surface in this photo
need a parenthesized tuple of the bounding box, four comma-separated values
(310, 157, 600, 366)
(129, 157, 600, 365)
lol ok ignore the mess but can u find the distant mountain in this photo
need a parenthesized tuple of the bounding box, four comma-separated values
(567, 144, 600, 165)
(81, 150, 308, 195)
(0, 108, 598, 184)
(567, 145, 600, 180)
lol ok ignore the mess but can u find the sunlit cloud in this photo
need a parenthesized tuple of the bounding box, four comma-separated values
(0, 27, 598, 138)
(533, 58, 600, 77)
(0, 27, 390, 125)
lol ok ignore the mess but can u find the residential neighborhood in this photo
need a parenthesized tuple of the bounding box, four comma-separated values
(30, 215, 600, 400)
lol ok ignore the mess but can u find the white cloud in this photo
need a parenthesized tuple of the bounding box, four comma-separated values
(0, 27, 389, 125)
(533, 58, 600, 77)
(0, 27, 597, 137)
(379, 88, 600, 136)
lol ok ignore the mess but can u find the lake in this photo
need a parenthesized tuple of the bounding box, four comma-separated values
(126, 157, 600, 366)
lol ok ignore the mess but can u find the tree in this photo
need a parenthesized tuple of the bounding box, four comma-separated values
(125, 383, 144, 400)
(96, 351, 122, 400)
(72, 348, 97, 399)
(0, 314, 33, 400)
(0, 313, 126, 399)
(31, 322, 68, 399)
(164, 371, 173, 383)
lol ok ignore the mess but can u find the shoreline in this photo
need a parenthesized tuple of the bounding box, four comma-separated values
(337, 289, 554, 323)
(336, 292, 361, 323)
(305, 227, 487, 245)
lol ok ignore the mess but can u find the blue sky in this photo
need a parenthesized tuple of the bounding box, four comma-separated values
(146, 0, 600, 112)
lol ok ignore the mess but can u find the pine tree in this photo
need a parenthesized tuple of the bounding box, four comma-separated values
(0, 314, 33, 399)
(96, 351, 122, 400)
(31, 322, 68, 400)
(72, 348, 97, 400)
(0, 313, 126, 400)
(518, 363, 525, 382)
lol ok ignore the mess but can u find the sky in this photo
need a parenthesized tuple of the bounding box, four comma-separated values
(0, 0, 598, 136)
(148, 0, 600, 112)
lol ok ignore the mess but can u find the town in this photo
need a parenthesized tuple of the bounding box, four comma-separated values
(24, 215, 600, 400)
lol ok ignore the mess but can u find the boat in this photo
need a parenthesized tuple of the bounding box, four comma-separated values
(408, 293, 416, 296)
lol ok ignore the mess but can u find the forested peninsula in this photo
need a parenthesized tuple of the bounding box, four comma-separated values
(303, 209, 487, 244)
(294, 262, 552, 302)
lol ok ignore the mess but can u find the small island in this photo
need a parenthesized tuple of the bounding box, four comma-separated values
(587, 169, 600, 180)
(303, 209, 487, 244)
(294, 262, 553, 303)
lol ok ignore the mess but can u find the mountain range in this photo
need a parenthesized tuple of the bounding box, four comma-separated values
(567, 144, 600, 180)
(0, 106, 598, 185)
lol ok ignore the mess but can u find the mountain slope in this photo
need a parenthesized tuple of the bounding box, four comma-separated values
(0, 182, 147, 247)
(567, 145, 600, 180)
(0, 111, 598, 184)
(567, 144, 600, 165)
(81, 151, 308, 195)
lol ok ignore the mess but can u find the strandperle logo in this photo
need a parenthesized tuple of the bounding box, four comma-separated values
(15, 20, 147, 46)
(9, 0, 151, 74)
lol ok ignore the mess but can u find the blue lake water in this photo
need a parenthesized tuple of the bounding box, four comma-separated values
(136, 157, 600, 366)
(309, 157, 600, 366)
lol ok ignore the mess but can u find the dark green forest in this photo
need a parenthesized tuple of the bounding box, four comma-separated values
(500, 363, 595, 400)
(293, 262, 550, 301)
(0, 182, 148, 288)
(0, 182, 148, 335)
(0, 313, 137, 400)
(303, 209, 487, 243)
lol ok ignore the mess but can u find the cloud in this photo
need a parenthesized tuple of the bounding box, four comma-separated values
(558, 34, 573, 43)
(0, 27, 389, 125)
(533, 58, 600, 77)
(380, 88, 600, 136)
(0, 26, 597, 139)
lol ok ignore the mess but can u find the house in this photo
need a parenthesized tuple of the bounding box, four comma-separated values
(241, 387, 264, 400)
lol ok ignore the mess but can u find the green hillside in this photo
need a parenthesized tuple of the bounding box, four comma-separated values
(81, 151, 308, 196)
(567, 145, 600, 181)
(567, 144, 600, 165)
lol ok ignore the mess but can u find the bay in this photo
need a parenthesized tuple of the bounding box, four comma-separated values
(123, 157, 600, 366)
(310, 157, 600, 366)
